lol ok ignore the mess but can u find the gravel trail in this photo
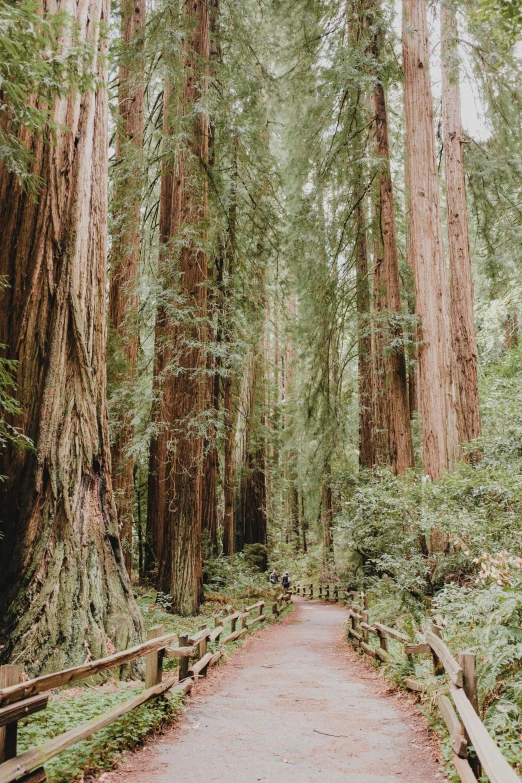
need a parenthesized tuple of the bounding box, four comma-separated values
(97, 598, 445, 783)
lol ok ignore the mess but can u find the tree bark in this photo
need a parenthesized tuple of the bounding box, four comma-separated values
(322, 475, 335, 568)
(222, 139, 237, 557)
(371, 68, 414, 474)
(403, 0, 459, 478)
(0, 0, 143, 673)
(234, 352, 267, 549)
(201, 357, 219, 555)
(223, 365, 234, 555)
(441, 3, 482, 453)
(355, 198, 375, 468)
(147, 0, 209, 614)
(108, 0, 146, 575)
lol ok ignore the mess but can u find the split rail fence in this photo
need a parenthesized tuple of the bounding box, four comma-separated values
(293, 582, 520, 783)
(0, 592, 292, 783)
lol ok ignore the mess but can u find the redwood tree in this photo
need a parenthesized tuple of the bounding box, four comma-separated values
(371, 23, 414, 474)
(108, 0, 146, 574)
(147, 0, 209, 614)
(441, 2, 482, 452)
(0, 0, 142, 672)
(355, 196, 375, 468)
(403, 0, 459, 478)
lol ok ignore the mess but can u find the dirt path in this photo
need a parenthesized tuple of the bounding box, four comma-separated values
(98, 598, 446, 782)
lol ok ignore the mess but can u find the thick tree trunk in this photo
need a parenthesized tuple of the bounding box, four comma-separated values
(441, 4, 481, 453)
(371, 75, 414, 474)
(201, 361, 219, 555)
(147, 0, 209, 614)
(108, 0, 146, 575)
(403, 0, 459, 478)
(0, 0, 143, 673)
(355, 198, 375, 468)
(290, 483, 300, 550)
(222, 146, 237, 557)
(322, 478, 335, 568)
(223, 368, 234, 555)
(234, 352, 267, 549)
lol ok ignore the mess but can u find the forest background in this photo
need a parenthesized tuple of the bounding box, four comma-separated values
(2, 0, 522, 778)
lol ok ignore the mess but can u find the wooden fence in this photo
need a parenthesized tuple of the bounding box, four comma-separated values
(0, 592, 292, 783)
(293, 583, 520, 783)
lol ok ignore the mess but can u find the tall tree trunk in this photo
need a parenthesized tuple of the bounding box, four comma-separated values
(147, 0, 209, 614)
(348, 2, 375, 469)
(200, 0, 221, 557)
(290, 482, 300, 550)
(222, 141, 237, 557)
(0, 0, 143, 673)
(403, 0, 459, 479)
(355, 197, 375, 468)
(322, 471, 335, 569)
(234, 352, 267, 549)
(441, 3, 482, 453)
(108, 0, 146, 575)
(223, 365, 234, 555)
(301, 493, 308, 552)
(371, 54, 414, 474)
(201, 358, 219, 555)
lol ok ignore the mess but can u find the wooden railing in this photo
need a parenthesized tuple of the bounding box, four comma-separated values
(0, 591, 292, 783)
(295, 585, 520, 783)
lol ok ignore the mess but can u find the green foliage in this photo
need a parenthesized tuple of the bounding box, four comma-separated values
(0, 0, 95, 190)
(202, 553, 270, 597)
(243, 543, 268, 572)
(478, 0, 522, 35)
(17, 682, 183, 783)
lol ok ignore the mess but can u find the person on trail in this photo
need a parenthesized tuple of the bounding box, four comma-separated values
(281, 571, 291, 590)
(269, 569, 279, 588)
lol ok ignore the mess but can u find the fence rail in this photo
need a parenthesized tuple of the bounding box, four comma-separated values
(0, 592, 292, 783)
(294, 583, 520, 783)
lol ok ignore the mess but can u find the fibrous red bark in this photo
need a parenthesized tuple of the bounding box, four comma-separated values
(108, 0, 146, 574)
(147, 0, 209, 614)
(441, 3, 482, 454)
(403, 0, 459, 478)
(371, 66, 414, 474)
(0, 0, 143, 673)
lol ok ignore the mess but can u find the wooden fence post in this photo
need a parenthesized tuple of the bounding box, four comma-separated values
(325, 584, 330, 600)
(242, 608, 248, 629)
(430, 623, 445, 677)
(178, 633, 190, 682)
(334, 585, 338, 602)
(361, 611, 369, 644)
(309, 584, 313, 599)
(460, 650, 481, 779)
(145, 625, 164, 688)
(0, 665, 22, 763)
(377, 618, 389, 654)
(198, 624, 208, 659)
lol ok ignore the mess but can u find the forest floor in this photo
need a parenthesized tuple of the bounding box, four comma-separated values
(94, 598, 446, 782)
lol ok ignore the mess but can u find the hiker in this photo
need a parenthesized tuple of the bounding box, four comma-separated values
(281, 571, 291, 590)
(269, 569, 279, 588)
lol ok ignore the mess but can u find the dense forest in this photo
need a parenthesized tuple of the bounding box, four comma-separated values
(2, 0, 522, 776)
